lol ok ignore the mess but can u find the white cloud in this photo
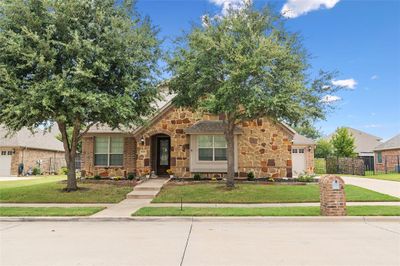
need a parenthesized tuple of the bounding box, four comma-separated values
(364, 124, 382, 128)
(332, 78, 357, 89)
(281, 0, 340, 18)
(371, 75, 379, 80)
(320, 95, 341, 103)
(209, 0, 250, 16)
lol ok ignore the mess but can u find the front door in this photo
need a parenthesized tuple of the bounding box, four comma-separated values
(156, 137, 170, 176)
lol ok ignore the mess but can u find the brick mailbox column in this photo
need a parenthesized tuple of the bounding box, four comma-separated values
(319, 175, 346, 216)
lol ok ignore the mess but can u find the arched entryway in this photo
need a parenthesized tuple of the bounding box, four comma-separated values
(150, 134, 171, 176)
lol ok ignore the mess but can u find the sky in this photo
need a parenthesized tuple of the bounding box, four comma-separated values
(135, 0, 400, 140)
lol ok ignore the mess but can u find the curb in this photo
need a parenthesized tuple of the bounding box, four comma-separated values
(1, 216, 399, 223)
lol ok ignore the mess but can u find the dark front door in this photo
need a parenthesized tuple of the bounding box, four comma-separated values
(156, 137, 170, 176)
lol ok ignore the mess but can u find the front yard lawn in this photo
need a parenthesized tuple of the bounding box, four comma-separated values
(0, 207, 105, 216)
(344, 173, 400, 182)
(152, 183, 399, 203)
(0, 181, 133, 203)
(133, 206, 400, 216)
(0, 175, 67, 189)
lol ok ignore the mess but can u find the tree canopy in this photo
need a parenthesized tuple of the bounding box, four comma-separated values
(0, 0, 161, 190)
(168, 3, 341, 187)
(331, 127, 356, 157)
(315, 139, 333, 158)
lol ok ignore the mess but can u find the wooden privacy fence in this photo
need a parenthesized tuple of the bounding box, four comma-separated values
(326, 157, 365, 176)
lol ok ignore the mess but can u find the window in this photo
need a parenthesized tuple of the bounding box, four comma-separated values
(377, 152, 382, 163)
(1, 151, 6, 155)
(298, 149, 305, 154)
(7, 151, 13, 155)
(95, 137, 124, 166)
(292, 149, 298, 153)
(198, 135, 227, 161)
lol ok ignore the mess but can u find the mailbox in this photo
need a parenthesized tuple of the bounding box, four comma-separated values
(319, 175, 346, 216)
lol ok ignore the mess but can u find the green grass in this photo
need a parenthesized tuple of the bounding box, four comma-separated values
(346, 173, 400, 182)
(152, 183, 399, 203)
(0, 181, 133, 203)
(0, 207, 105, 216)
(133, 206, 400, 217)
(0, 175, 67, 189)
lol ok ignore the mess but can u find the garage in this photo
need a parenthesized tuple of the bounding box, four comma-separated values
(292, 134, 316, 177)
(292, 147, 306, 177)
(0, 150, 12, 176)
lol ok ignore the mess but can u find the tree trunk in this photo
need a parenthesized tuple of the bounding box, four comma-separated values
(66, 153, 77, 191)
(58, 121, 79, 191)
(225, 118, 235, 188)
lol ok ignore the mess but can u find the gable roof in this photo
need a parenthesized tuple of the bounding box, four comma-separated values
(293, 133, 315, 145)
(326, 127, 382, 154)
(374, 134, 400, 151)
(0, 125, 64, 152)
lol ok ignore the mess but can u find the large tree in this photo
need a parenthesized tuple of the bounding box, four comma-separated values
(331, 127, 356, 158)
(168, 2, 340, 187)
(315, 139, 333, 158)
(0, 0, 160, 190)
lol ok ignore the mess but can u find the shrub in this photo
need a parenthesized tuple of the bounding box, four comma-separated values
(297, 173, 316, 182)
(59, 166, 68, 175)
(94, 175, 101, 180)
(193, 173, 201, 181)
(127, 173, 135, 180)
(32, 167, 41, 175)
(247, 171, 255, 181)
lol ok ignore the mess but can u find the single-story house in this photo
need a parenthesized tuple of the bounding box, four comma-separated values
(0, 126, 65, 176)
(81, 91, 315, 179)
(374, 134, 400, 173)
(326, 127, 382, 170)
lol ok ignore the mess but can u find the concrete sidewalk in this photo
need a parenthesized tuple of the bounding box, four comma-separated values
(342, 176, 400, 198)
(91, 178, 169, 217)
(149, 201, 400, 208)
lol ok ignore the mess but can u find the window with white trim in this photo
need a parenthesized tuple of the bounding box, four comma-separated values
(95, 137, 124, 166)
(198, 135, 227, 161)
(298, 149, 305, 153)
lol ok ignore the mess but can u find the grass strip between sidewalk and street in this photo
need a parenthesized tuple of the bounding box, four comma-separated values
(153, 183, 399, 203)
(133, 206, 400, 217)
(0, 207, 105, 216)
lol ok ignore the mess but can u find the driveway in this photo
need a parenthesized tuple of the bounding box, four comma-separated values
(342, 176, 400, 198)
(0, 176, 37, 181)
(1, 220, 399, 266)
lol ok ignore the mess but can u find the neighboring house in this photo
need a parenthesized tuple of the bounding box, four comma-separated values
(0, 126, 65, 176)
(374, 134, 400, 173)
(327, 127, 382, 170)
(81, 91, 315, 179)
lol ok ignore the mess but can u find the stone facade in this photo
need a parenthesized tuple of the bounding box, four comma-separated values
(374, 149, 400, 173)
(134, 106, 293, 178)
(81, 135, 137, 177)
(319, 175, 346, 216)
(0, 146, 65, 176)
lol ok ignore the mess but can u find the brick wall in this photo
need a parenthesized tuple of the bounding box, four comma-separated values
(81, 135, 136, 177)
(374, 149, 400, 173)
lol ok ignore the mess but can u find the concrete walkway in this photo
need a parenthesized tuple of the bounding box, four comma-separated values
(150, 201, 400, 208)
(91, 178, 169, 217)
(0, 203, 113, 207)
(342, 176, 400, 198)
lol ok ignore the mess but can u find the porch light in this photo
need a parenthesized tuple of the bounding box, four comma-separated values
(140, 136, 145, 145)
(308, 146, 312, 152)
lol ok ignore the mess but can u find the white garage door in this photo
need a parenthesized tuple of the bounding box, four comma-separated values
(292, 147, 306, 177)
(0, 153, 12, 176)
